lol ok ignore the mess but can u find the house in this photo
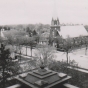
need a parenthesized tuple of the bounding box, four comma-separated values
(0, 28, 7, 40)
(39, 32, 49, 45)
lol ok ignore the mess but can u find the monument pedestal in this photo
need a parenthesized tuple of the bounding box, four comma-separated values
(16, 65, 71, 88)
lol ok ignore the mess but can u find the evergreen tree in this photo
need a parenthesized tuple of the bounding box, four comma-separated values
(0, 44, 20, 88)
(33, 30, 37, 36)
(26, 27, 32, 37)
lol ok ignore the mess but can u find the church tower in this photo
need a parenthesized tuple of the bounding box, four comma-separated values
(50, 17, 60, 38)
(50, 0, 60, 38)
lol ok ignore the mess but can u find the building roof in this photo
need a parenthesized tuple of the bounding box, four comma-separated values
(59, 26, 88, 39)
(42, 32, 50, 38)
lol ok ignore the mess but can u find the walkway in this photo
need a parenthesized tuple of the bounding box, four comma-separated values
(67, 66, 88, 73)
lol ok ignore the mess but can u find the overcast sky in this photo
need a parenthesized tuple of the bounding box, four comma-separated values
(0, 0, 88, 25)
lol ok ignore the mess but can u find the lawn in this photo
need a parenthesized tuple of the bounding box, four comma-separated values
(48, 60, 88, 88)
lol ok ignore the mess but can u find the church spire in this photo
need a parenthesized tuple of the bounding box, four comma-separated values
(51, 18, 54, 25)
(50, 0, 60, 46)
(51, 0, 60, 26)
(52, 0, 58, 20)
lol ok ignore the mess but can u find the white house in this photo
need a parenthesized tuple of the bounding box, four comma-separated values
(0, 28, 7, 40)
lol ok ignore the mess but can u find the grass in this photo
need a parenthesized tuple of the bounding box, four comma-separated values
(48, 60, 88, 88)
(67, 68, 88, 88)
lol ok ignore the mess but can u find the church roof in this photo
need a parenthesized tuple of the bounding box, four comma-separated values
(59, 25, 88, 39)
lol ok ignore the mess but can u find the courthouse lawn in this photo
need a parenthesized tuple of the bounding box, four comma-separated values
(72, 47, 88, 55)
(54, 48, 88, 70)
(6, 45, 88, 69)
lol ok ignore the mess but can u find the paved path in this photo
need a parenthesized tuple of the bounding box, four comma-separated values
(16, 53, 32, 59)
(68, 66, 88, 73)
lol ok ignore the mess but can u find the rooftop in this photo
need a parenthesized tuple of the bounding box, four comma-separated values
(59, 25, 88, 39)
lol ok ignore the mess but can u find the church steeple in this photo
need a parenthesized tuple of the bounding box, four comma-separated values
(51, 0, 60, 26)
(51, 17, 60, 26)
(50, 0, 60, 39)
(51, 18, 54, 25)
(50, 17, 60, 40)
(57, 17, 60, 25)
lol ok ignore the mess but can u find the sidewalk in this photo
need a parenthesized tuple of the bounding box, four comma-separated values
(16, 53, 37, 59)
(68, 66, 88, 73)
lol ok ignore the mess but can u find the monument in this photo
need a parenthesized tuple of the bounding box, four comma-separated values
(15, 63, 71, 88)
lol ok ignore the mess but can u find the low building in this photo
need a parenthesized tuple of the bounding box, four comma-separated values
(39, 32, 49, 45)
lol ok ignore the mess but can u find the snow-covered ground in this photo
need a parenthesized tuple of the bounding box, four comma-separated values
(19, 46, 38, 57)
(54, 48, 88, 69)
(13, 45, 88, 70)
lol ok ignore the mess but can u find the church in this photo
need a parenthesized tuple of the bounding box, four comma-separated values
(50, 0, 88, 38)
(49, 17, 88, 46)
(50, 17, 88, 46)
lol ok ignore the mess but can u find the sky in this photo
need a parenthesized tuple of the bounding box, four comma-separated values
(0, 0, 88, 25)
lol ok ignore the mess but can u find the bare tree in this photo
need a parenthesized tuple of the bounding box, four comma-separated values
(83, 37, 88, 55)
(35, 45, 56, 67)
(62, 37, 73, 64)
(28, 37, 36, 57)
(18, 36, 37, 57)
(78, 36, 88, 55)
